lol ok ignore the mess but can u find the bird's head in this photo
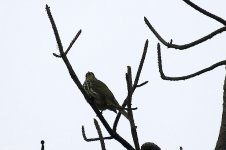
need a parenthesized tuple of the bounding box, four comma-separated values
(85, 72, 96, 81)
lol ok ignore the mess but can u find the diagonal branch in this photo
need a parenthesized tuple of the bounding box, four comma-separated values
(145, 17, 226, 50)
(133, 40, 149, 91)
(46, 4, 134, 150)
(182, 0, 226, 26)
(94, 119, 106, 150)
(157, 43, 226, 81)
(113, 40, 149, 131)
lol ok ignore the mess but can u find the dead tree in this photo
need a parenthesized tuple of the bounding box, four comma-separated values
(45, 4, 157, 150)
(145, 0, 226, 150)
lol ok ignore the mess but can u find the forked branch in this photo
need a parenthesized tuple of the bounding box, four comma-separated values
(82, 126, 113, 142)
(144, 0, 226, 50)
(113, 40, 149, 131)
(145, 17, 226, 50)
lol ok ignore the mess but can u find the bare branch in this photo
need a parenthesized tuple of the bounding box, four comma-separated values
(133, 39, 149, 91)
(136, 81, 149, 88)
(113, 40, 149, 131)
(82, 126, 113, 142)
(65, 30, 82, 54)
(145, 17, 226, 50)
(46, 5, 64, 55)
(41, 140, 45, 150)
(94, 119, 106, 150)
(182, 0, 226, 26)
(53, 30, 82, 58)
(53, 53, 61, 57)
(127, 67, 140, 150)
(157, 43, 226, 81)
(46, 5, 134, 150)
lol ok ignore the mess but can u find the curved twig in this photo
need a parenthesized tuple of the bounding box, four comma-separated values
(82, 126, 113, 142)
(182, 0, 226, 26)
(46, 5, 134, 150)
(145, 17, 226, 50)
(157, 43, 226, 81)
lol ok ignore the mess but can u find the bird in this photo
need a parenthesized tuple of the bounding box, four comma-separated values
(83, 71, 129, 119)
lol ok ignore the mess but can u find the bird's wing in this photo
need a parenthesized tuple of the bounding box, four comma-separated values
(92, 80, 113, 97)
(92, 80, 120, 106)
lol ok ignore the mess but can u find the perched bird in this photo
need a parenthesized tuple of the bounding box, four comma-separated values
(83, 71, 129, 119)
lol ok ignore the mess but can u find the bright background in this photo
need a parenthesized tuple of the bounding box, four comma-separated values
(1, 0, 226, 150)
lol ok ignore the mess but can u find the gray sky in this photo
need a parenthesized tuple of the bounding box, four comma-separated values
(1, 0, 226, 150)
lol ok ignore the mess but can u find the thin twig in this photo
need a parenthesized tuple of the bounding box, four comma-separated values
(65, 30, 82, 54)
(182, 0, 226, 26)
(136, 81, 148, 87)
(110, 104, 137, 111)
(157, 43, 226, 81)
(94, 119, 106, 150)
(113, 40, 149, 131)
(82, 126, 113, 142)
(145, 17, 226, 50)
(127, 67, 140, 150)
(46, 5, 134, 150)
(133, 39, 149, 92)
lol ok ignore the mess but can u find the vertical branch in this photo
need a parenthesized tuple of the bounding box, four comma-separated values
(215, 75, 226, 150)
(127, 67, 140, 150)
(41, 140, 45, 150)
(94, 119, 106, 150)
(113, 40, 149, 131)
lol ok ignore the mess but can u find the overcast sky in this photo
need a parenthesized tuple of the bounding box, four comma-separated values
(1, 0, 226, 150)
